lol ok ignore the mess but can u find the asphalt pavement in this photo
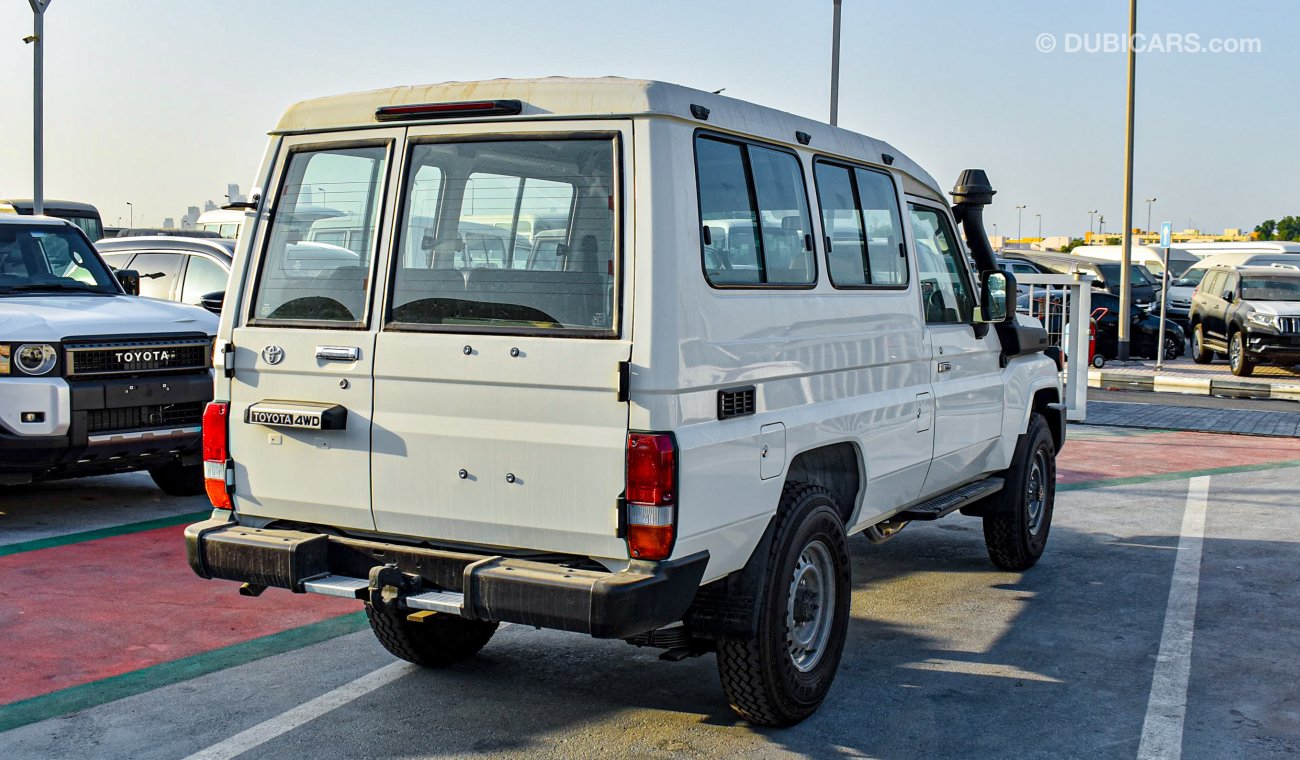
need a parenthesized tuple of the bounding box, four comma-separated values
(3, 425, 1299, 758)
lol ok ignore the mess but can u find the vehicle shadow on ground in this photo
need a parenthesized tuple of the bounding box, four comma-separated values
(0, 472, 205, 545)
(273, 520, 1179, 760)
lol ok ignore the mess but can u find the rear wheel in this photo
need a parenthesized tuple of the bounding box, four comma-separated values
(365, 604, 497, 668)
(148, 460, 204, 496)
(983, 413, 1056, 571)
(1163, 336, 1180, 360)
(716, 484, 850, 727)
(1229, 331, 1255, 377)
(1091, 353, 1106, 369)
(1191, 324, 1212, 364)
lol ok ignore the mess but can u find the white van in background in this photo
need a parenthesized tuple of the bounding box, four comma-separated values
(195, 209, 246, 240)
(1072, 244, 1199, 278)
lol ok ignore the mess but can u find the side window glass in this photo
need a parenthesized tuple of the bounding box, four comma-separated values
(252, 145, 388, 324)
(748, 145, 814, 284)
(129, 253, 183, 300)
(854, 168, 906, 286)
(909, 205, 974, 324)
(813, 163, 867, 286)
(100, 252, 134, 270)
(695, 136, 814, 287)
(181, 255, 230, 305)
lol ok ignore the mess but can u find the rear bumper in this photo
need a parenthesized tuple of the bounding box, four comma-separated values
(185, 519, 709, 639)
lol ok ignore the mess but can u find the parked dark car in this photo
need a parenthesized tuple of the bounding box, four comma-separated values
(1017, 289, 1184, 365)
(96, 236, 233, 314)
(1188, 264, 1300, 376)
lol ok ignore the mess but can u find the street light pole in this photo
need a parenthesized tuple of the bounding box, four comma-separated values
(829, 0, 842, 126)
(1145, 197, 1157, 239)
(1036, 213, 1042, 240)
(1117, 0, 1139, 361)
(1016, 204, 1027, 243)
(1088, 209, 1098, 237)
(126, 202, 133, 228)
(26, 1, 53, 215)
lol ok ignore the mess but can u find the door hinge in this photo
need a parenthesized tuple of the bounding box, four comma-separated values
(617, 361, 630, 402)
(220, 341, 235, 378)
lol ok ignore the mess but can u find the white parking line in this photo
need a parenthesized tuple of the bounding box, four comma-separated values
(182, 661, 413, 760)
(1137, 476, 1210, 760)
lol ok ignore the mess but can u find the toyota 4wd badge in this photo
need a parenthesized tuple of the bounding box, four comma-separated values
(261, 345, 285, 365)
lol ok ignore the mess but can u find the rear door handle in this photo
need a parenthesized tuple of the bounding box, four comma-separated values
(316, 346, 361, 362)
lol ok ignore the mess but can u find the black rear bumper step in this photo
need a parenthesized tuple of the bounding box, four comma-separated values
(185, 519, 709, 640)
(895, 477, 1004, 521)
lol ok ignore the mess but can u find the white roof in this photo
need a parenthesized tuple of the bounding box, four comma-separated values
(273, 77, 945, 201)
(0, 213, 67, 226)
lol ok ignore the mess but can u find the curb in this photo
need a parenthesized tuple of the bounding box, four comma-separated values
(1087, 368, 1300, 402)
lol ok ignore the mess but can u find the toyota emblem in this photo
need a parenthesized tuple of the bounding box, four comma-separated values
(261, 345, 285, 365)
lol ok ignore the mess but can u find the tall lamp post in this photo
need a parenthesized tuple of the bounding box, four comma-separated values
(1036, 214, 1042, 241)
(126, 202, 134, 228)
(24, 1, 53, 215)
(1088, 209, 1098, 238)
(1117, 0, 1139, 360)
(1145, 197, 1157, 239)
(829, 0, 842, 125)
(1015, 204, 1027, 244)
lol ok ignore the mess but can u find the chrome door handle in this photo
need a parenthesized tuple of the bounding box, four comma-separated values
(937, 361, 953, 373)
(316, 346, 360, 361)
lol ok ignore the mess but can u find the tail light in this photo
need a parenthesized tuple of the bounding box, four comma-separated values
(202, 402, 233, 509)
(625, 433, 676, 560)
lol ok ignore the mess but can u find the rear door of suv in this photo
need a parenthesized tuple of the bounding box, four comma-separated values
(368, 123, 633, 558)
(226, 129, 402, 531)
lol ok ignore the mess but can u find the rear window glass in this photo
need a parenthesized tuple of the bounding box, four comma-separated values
(389, 137, 616, 334)
(251, 144, 388, 325)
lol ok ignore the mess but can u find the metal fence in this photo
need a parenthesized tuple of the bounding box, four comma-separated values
(1014, 273, 1094, 422)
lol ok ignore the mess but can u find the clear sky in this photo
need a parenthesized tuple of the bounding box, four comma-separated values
(1, 0, 1294, 237)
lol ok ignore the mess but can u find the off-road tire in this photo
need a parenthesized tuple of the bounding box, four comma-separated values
(1191, 323, 1212, 364)
(1229, 331, 1255, 377)
(365, 604, 498, 668)
(716, 483, 850, 727)
(148, 461, 205, 497)
(983, 413, 1056, 571)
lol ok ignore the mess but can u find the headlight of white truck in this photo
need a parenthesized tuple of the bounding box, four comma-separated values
(12, 343, 58, 375)
(1248, 313, 1279, 330)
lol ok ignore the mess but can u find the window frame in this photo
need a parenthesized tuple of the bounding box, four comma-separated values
(908, 200, 978, 325)
(382, 130, 625, 339)
(693, 130, 818, 291)
(246, 137, 395, 330)
(810, 157, 909, 291)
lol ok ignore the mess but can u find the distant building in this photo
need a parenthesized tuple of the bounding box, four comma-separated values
(163, 217, 175, 229)
(181, 206, 200, 229)
(203, 200, 218, 213)
(226, 184, 246, 204)
(1085, 228, 1251, 245)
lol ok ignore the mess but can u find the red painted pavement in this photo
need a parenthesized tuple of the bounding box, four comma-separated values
(0, 525, 356, 705)
(1057, 429, 1300, 484)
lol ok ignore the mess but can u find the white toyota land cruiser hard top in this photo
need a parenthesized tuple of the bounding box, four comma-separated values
(0, 214, 218, 493)
(185, 78, 1064, 726)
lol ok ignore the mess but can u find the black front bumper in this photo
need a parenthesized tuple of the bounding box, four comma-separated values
(186, 519, 710, 640)
(0, 372, 210, 479)
(1247, 333, 1300, 365)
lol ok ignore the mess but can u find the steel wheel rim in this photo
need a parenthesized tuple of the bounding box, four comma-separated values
(1026, 450, 1048, 535)
(786, 539, 836, 673)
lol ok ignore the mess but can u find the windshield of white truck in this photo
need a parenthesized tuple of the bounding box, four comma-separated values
(388, 137, 617, 334)
(0, 224, 119, 295)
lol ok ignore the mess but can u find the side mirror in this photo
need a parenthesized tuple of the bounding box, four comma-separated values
(199, 290, 225, 315)
(978, 270, 1014, 323)
(115, 269, 140, 295)
(1222, 290, 1235, 303)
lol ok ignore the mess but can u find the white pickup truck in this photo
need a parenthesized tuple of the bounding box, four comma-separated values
(0, 214, 217, 493)
(184, 78, 1064, 726)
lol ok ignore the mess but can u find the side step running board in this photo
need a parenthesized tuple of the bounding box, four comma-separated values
(894, 477, 1004, 521)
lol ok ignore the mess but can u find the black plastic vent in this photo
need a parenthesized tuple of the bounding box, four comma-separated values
(718, 386, 756, 420)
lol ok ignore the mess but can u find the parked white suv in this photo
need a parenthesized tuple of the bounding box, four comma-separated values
(185, 78, 1065, 726)
(0, 215, 218, 492)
